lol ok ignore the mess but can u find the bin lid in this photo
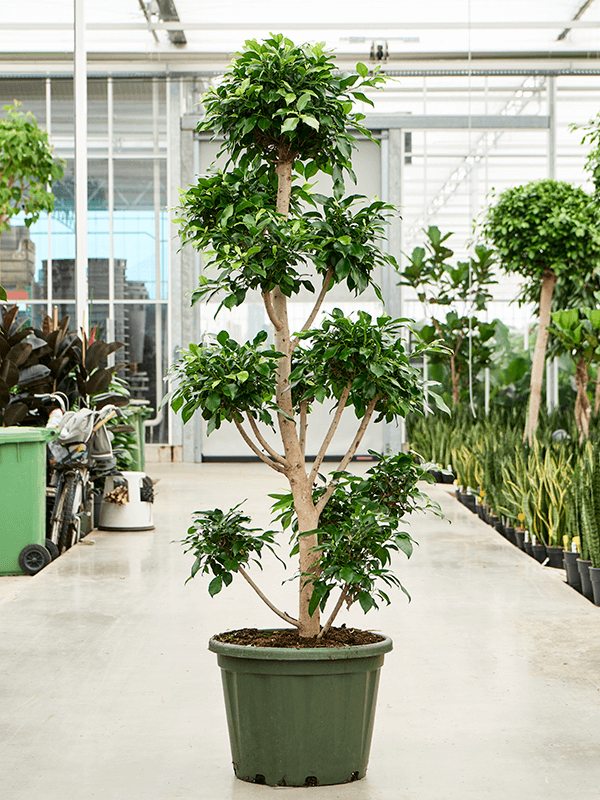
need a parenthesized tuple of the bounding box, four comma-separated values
(0, 426, 58, 443)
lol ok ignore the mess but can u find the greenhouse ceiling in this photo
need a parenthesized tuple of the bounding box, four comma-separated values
(1, 0, 600, 74)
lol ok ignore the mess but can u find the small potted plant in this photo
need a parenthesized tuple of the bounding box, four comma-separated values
(167, 35, 445, 787)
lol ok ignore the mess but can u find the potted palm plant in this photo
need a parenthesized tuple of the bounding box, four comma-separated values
(167, 36, 445, 787)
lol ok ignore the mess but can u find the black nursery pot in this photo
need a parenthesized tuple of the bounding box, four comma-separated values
(504, 526, 517, 546)
(463, 495, 477, 513)
(577, 559, 594, 601)
(563, 551, 582, 592)
(524, 539, 534, 557)
(545, 546, 565, 570)
(441, 472, 455, 484)
(513, 529, 525, 550)
(588, 566, 600, 606)
(532, 543, 547, 564)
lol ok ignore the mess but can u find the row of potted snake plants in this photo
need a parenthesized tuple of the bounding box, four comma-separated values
(409, 411, 600, 606)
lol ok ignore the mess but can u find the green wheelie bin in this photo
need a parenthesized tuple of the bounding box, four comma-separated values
(0, 427, 58, 576)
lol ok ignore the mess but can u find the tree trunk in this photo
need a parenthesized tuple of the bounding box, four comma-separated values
(450, 354, 459, 406)
(574, 356, 591, 443)
(594, 368, 600, 415)
(272, 155, 321, 637)
(524, 270, 557, 445)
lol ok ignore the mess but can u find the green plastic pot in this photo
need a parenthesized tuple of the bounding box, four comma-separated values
(209, 631, 393, 787)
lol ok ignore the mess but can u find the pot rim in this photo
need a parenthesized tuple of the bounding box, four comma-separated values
(208, 630, 393, 661)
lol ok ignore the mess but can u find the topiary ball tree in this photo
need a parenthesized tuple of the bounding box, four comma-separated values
(168, 36, 445, 639)
(483, 179, 600, 444)
(0, 101, 64, 248)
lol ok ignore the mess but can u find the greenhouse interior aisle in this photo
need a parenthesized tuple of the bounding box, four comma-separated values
(1, 462, 600, 800)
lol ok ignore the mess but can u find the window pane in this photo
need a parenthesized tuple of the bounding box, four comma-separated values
(113, 159, 167, 300)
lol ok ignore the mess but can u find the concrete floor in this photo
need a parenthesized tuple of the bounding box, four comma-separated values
(1, 462, 600, 800)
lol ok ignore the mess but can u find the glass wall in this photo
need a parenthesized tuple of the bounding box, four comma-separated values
(0, 76, 168, 442)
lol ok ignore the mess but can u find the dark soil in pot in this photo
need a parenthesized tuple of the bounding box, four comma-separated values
(577, 559, 594, 601)
(214, 627, 384, 648)
(545, 546, 565, 569)
(563, 551, 582, 592)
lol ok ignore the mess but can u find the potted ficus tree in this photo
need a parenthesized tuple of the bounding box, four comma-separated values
(483, 179, 600, 444)
(401, 225, 497, 409)
(0, 101, 64, 287)
(167, 36, 445, 787)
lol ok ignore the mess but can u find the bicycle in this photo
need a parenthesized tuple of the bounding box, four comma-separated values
(47, 405, 122, 554)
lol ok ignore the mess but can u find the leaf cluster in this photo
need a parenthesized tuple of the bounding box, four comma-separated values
(483, 180, 600, 297)
(166, 330, 282, 434)
(0, 306, 124, 425)
(0, 102, 64, 230)
(180, 504, 281, 596)
(419, 313, 496, 371)
(176, 169, 397, 311)
(291, 309, 449, 421)
(547, 307, 600, 365)
(271, 451, 441, 615)
(199, 35, 384, 194)
(401, 226, 496, 312)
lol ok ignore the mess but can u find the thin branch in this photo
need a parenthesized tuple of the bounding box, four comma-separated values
(238, 566, 300, 628)
(299, 399, 308, 459)
(233, 418, 286, 473)
(263, 290, 284, 331)
(246, 413, 288, 465)
(316, 394, 379, 515)
(309, 384, 351, 486)
(291, 267, 334, 353)
(317, 585, 349, 639)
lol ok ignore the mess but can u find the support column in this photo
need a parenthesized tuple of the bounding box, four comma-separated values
(548, 76, 557, 180)
(383, 128, 405, 453)
(107, 77, 115, 365)
(74, 0, 88, 332)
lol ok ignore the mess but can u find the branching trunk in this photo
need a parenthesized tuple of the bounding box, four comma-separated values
(238, 566, 299, 628)
(271, 154, 321, 638)
(574, 356, 591, 443)
(525, 270, 557, 445)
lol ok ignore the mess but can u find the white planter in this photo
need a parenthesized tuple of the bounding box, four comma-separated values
(98, 471, 154, 531)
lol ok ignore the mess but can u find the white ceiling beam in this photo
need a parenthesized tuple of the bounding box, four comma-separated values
(2, 20, 600, 31)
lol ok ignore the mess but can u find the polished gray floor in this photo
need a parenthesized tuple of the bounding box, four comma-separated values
(1, 462, 599, 800)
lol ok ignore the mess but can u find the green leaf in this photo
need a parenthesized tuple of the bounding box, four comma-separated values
(0, 285, 6, 302)
(356, 62, 369, 78)
(296, 92, 312, 111)
(208, 576, 223, 596)
(301, 115, 319, 131)
(281, 116, 299, 134)
(358, 592, 375, 613)
(206, 393, 221, 412)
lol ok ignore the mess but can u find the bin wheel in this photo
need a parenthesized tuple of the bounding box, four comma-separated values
(45, 539, 60, 561)
(18, 544, 51, 575)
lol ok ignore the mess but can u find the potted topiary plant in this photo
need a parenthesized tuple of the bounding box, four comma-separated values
(483, 179, 600, 444)
(167, 36, 445, 787)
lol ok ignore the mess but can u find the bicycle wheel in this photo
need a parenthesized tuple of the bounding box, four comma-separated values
(57, 473, 78, 553)
(48, 479, 68, 551)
